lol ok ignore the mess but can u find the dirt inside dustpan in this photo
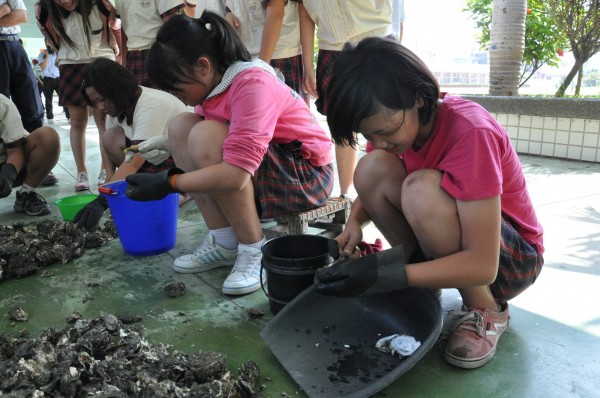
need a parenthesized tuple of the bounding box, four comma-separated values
(260, 286, 442, 398)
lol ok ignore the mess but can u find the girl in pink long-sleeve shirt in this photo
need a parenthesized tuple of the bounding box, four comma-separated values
(125, 11, 334, 296)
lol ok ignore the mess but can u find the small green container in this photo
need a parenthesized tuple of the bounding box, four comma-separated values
(55, 194, 98, 221)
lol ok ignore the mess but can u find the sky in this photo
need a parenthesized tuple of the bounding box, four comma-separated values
(403, 0, 482, 64)
(402, 0, 600, 71)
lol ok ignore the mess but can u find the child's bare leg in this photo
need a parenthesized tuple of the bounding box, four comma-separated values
(94, 107, 114, 181)
(335, 143, 357, 197)
(22, 127, 60, 187)
(169, 114, 263, 242)
(67, 105, 89, 173)
(401, 168, 498, 310)
(102, 127, 126, 166)
(354, 150, 418, 256)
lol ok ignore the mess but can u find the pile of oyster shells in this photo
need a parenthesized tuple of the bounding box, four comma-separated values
(0, 312, 261, 397)
(0, 220, 117, 282)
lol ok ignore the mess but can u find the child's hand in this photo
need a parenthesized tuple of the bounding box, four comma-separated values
(129, 136, 170, 165)
(125, 168, 183, 202)
(73, 196, 108, 229)
(0, 163, 17, 199)
(335, 221, 364, 257)
(314, 246, 407, 297)
(302, 68, 317, 98)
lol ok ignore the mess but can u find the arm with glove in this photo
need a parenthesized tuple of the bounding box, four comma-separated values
(0, 163, 18, 199)
(314, 245, 408, 297)
(124, 136, 171, 166)
(125, 167, 184, 202)
(73, 196, 109, 229)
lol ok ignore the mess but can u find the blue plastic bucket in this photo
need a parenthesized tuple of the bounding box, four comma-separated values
(100, 180, 178, 256)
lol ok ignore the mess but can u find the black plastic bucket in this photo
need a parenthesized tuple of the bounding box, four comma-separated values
(261, 235, 333, 315)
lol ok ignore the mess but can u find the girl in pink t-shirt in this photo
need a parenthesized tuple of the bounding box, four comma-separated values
(316, 37, 544, 370)
(125, 12, 334, 296)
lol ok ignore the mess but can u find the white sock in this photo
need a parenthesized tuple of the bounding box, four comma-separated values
(239, 236, 266, 251)
(210, 227, 238, 250)
(18, 184, 36, 194)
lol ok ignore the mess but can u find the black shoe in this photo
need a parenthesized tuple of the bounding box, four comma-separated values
(41, 172, 59, 186)
(14, 191, 51, 216)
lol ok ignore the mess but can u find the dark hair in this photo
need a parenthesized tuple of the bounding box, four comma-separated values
(80, 58, 138, 112)
(146, 12, 251, 92)
(37, 0, 95, 50)
(326, 37, 440, 147)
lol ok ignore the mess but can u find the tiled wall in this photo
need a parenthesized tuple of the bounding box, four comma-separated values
(464, 96, 600, 163)
(492, 113, 600, 162)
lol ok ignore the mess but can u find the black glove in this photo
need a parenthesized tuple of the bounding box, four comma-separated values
(73, 196, 108, 230)
(125, 167, 184, 202)
(314, 245, 407, 297)
(0, 163, 18, 198)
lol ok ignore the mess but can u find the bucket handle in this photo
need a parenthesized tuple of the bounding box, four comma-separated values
(259, 263, 290, 306)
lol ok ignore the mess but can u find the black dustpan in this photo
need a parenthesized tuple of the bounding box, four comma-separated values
(260, 285, 443, 398)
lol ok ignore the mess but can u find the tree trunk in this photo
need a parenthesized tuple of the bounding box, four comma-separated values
(555, 57, 586, 97)
(575, 65, 583, 96)
(489, 0, 527, 96)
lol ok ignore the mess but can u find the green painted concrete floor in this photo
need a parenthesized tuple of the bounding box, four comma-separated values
(1, 109, 599, 398)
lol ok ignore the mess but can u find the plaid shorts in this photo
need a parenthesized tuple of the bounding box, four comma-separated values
(270, 54, 308, 104)
(126, 137, 175, 174)
(490, 216, 544, 302)
(126, 50, 155, 88)
(314, 49, 342, 116)
(255, 140, 334, 219)
(58, 63, 89, 106)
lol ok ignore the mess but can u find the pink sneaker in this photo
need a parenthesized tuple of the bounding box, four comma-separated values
(444, 303, 509, 369)
(74, 171, 90, 191)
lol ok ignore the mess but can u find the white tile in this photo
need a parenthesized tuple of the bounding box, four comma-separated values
(581, 147, 597, 162)
(566, 146, 582, 160)
(495, 113, 508, 125)
(554, 144, 568, 158)
(570, 118, 585, 132)
(542, 130, 556, 143)
(518, 127, 530, 140)
(541, 143, 554, 157)
(516, 140, 529, 153)
(507, 126, 519, 140)
(568, 132, 583, 146)
(528, 141, 541, 155)
(519, 114, 532, 127)
(555, 131, 570, 145)
(585, 119, 600, 133)
(543, 116, 557, 130)
(583, 133, 599, 148)
(531, 116, 544, 129)
(556, 117, 571, 131)
(542, 129, 556, 143)
(530, 128, 543, 142)
(507, 113, 520, 127)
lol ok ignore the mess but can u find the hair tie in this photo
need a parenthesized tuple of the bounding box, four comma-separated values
(205, 23, 212, 31)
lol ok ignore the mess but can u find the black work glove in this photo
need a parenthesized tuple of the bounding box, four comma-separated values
(0, 163, 18, 198)
(125, 167, 184, 202)
(73, 196, 108, 230)
(314, 245, 407, 297)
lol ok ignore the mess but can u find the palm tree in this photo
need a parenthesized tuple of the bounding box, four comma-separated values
(488, 0, 527, 95)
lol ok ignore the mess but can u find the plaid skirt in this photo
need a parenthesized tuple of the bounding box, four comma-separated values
(270, 54, 308, 104)
(126, 50, 155, 88)
(58, 63, 89, 107)
(255, 140, 334, 219)
(126, 137, 175, 173)
(314, 49, 342, 116)
(490, 216, 544, 302)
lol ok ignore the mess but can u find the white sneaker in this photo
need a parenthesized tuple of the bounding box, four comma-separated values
(173, 234, 237, 273)
(222, 245, 264, 295)
(97, 169, 107, 186)
(74, 171, 89, 191)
